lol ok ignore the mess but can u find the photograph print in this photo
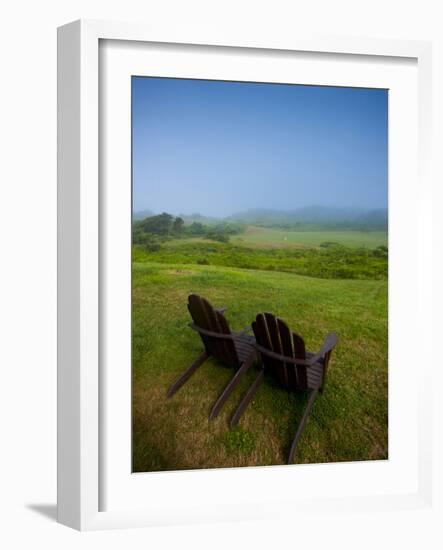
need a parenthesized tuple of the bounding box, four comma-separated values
(132, 76, 388, 472)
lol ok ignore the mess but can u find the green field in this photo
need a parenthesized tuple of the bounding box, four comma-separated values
(133, 258, 388, 472)
(135, 236, 388, 280)
(231, 226, 388, 249)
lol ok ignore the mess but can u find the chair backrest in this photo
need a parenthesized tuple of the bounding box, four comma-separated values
(252, 312, 309, 391)
(187, 294, 239, 366)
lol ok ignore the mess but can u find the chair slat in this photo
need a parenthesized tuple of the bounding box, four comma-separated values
(277, 317, 297, 388)
(216, 308, 239, 365)
(200, 296, 227, 361)
(264, 313, 288, 386)
(254, 314, 283, 383)
(292, 330, 308, 389)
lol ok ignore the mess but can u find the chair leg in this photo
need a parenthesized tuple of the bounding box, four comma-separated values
(230, 369, 264, 428)
(167, 351, 208, 398)
(287, 388, 319, 464)
(209, 354, 256, 420)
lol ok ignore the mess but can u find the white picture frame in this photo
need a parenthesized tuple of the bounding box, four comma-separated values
(57, 19, 435, 531)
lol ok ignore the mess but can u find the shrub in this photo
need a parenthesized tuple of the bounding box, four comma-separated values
(205, 232, 229, 243)
(372, 245, 388, 258)
(143, 242, 161, 252)
(319, 241, 342, 249)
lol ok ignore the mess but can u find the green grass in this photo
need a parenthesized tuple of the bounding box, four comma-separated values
(134, 240, 387, 280)
(132, 260, 388, 472)
(231, 226, 387, 249)
(222, 428, 257, 454)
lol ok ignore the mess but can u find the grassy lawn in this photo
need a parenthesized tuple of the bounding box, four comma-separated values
(231, 226, 388, 249)
(132, 261, 388, 472)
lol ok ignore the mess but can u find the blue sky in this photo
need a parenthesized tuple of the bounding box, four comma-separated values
(132, 77, 388, 217)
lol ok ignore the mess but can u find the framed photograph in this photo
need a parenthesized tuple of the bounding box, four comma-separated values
(57, 20, 435, 530)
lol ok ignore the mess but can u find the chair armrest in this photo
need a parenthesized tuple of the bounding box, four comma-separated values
(254, 343, 322, 368)
(188, 323, 234, 340)
(309, 332, 339, 364)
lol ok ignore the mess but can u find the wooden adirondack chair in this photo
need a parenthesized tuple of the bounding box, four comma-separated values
(167, 294, 257, 420)
(230, 312, 338, 463)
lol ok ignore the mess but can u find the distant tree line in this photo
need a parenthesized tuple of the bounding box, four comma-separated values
(227, 207, 388, 231)
(133, 212, 243, 250)
(256, 220, 387, 232)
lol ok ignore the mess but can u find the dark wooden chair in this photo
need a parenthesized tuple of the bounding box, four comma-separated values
(230, 312, 338, 463)
(167, 294, 257, 420)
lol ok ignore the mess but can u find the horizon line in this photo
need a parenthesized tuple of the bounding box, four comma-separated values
(133, 205, 388, 217)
